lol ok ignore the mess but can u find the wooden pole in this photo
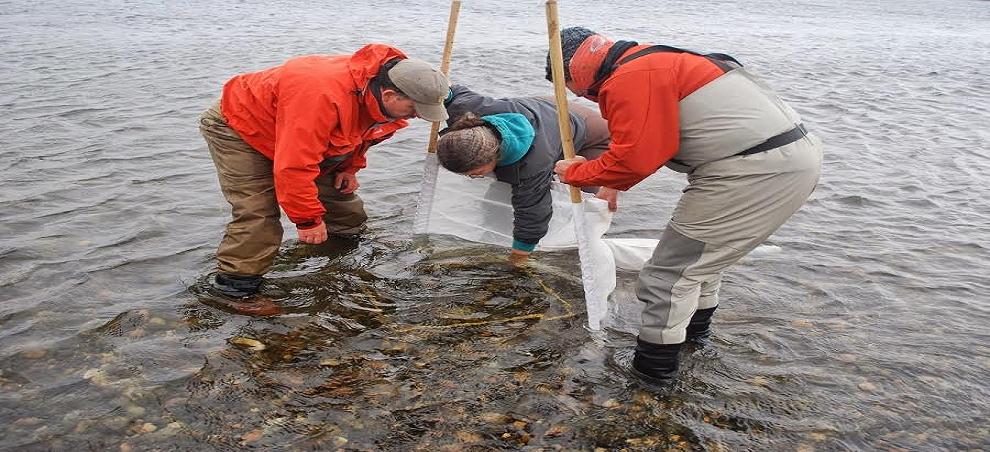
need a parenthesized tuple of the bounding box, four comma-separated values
(427, 0, 461, 153)
(413, 0, 461, 234)
(545, 0, 582, 204)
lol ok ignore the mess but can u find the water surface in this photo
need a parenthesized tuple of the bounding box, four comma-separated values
(1, 0, 988, 450)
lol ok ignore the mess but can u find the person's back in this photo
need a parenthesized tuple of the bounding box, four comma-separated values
(600, 48, 804, 172)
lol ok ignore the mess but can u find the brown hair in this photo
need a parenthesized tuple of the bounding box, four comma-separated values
(437, 113, 501, 174)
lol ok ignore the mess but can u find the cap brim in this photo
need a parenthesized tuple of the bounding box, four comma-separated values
(415, 101, 448, 122)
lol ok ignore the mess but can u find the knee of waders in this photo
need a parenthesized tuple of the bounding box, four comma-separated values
(323, 209, 368, 237)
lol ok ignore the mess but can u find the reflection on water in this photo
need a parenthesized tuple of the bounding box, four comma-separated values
(2, 0, 989, 450)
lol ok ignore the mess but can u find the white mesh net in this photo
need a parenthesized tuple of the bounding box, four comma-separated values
(424, 170, 659, 330)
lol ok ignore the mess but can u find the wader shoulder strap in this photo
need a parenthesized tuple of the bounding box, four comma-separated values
(618, 45, 743, 72)
(589, 42, 742, 97)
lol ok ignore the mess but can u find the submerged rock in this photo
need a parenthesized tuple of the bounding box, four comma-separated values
(13, 417, 43, 428)
(229, 337, 266, 351)
(454, 431, 483, 443)
(241, 429, 263, 443)
(21, 348, 47, 359)
(858, 381, 879, 392)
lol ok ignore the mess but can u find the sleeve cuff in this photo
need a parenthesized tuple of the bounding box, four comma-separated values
(295, 217, 324, 230)
(511, 240, 537, 252)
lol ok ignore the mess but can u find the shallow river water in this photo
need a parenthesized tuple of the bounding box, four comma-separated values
(1, 0, 988, 450)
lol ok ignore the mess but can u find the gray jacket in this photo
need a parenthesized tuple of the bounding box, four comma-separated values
(444, 85, 589, 249)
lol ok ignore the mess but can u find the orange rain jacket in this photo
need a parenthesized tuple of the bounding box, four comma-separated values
(220, 44, 409, 227)
(564, 46, 724, 190)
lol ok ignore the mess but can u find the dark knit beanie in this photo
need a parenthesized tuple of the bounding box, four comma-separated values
(545, 26, 598, 82)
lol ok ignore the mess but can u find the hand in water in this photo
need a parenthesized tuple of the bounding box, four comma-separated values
(508, 249, 531, 267)
(298, 222, 328, 244)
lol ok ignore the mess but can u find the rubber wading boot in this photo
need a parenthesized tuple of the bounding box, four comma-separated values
(685, 306, 717, 342)
(631, 338, 682, 383)
(207, 273, 281, 316)
(212, 273, 262, 298)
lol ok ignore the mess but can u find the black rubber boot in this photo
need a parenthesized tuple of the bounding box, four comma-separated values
(631, 338, 682, 383)
(685, 307, 717, 342)
(212, 273, 263, 298)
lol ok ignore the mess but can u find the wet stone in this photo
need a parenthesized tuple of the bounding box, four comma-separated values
(229, 337, 266, 351)
(162, 422, 184, 435)
(127, 328, 146, 339)
(518, 432, 532, 444)
(749, 376, 770, 387)
(835, 354, 858, 363)
(125, 405, 146, 417)
(104, 416, 131, 431)
(83, 368, 109, 386)
(163, 397, 187, 408)
(22, 348, 47, 359)
(14, 417, 43, 428)
(626, 436, 662, 447)
(808, 432, 828, 441)
(454, 431, 483, 443)
(858, 381, 879, 392)
(241, 429, 263, 443)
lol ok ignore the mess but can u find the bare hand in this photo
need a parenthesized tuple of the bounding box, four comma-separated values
(508, 249, 531, 267)
(596, 187, 619, 212)
(335, 172, 359, 194)
(297, 222, 328, 244)
(553, 155, 587, 182)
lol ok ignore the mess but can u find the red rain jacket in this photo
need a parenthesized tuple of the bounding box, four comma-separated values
(564, 46, 723, 190)
(221, 44, 409, 227)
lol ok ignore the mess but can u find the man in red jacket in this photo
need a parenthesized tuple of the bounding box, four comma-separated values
(549, 28, 823, 383)
(199, 44, 449, 302)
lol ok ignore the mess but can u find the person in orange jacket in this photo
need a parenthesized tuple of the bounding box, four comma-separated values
(199, 44, 449, 302)
(549, 28, 823, 383)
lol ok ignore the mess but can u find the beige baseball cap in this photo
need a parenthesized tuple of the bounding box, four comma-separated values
(388, 59, 450, 122)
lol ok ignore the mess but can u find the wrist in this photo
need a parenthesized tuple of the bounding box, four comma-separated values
(511, 240, 537, 253)
(296, 217, 324, 230)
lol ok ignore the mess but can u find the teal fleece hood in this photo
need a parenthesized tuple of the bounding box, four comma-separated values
(480, 113, 535, 167)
